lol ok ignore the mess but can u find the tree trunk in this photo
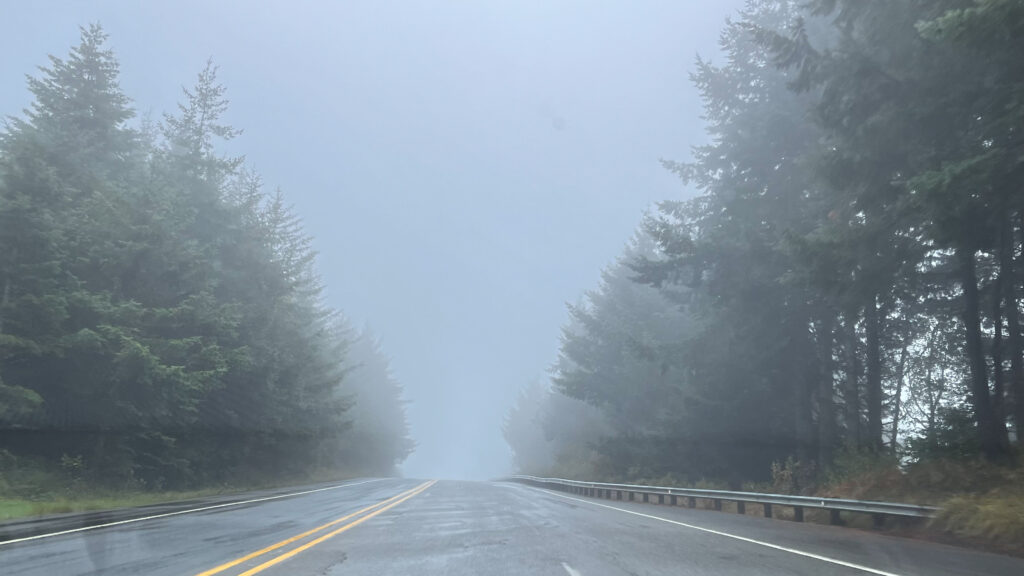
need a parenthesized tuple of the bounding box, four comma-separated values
(1002, 212, 1024, 438)
(795, 318, 817, 463)
(843, 307, 861, 445)
(992, 262, 1006, 428)
(959, 247, 1009, 458)
(796, 355, 814, 462)
(865, 296, 883, 449)
(890, 343, 908, 454)
(924, 354, 939, 451)
(0, 248, 12, 336)
(817, 312, 836, 467)
(0, 270, 9, 335)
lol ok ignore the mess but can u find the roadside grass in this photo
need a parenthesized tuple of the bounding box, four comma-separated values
(0, 488, 232, 521)
(557, 449, 1024, 557)
(795, 448, 1024, 556)
(930, 488, 1024, 556)
(0, 463, 362, 523)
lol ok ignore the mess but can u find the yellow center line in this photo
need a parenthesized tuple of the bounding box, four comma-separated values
(194, 482, 428, 576)
(237, 479, 436, 576)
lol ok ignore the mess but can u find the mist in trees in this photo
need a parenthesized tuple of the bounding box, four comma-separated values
(337, 328, 415, 476)
(506, 0, 1024, 484)
(0, 25, 412, 490)
(3, 2, 1021, 492)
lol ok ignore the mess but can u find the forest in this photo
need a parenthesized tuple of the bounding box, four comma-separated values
(0, 25, 413, 500)
(505, 0, 1024, 508)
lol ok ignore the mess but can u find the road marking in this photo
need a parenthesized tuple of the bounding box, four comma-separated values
(194, 483, 425, 576)
(561, 561, 582, 576)
(537, 488, 903, 576)
(0, 479, 383, 547)
(236, 480, 436, 576)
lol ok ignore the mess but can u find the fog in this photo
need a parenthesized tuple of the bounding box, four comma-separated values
(1, 0, 743, 479)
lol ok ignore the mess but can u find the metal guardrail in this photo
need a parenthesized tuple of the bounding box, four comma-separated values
(509, 475, 939, 526)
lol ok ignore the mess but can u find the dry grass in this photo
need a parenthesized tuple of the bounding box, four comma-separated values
(605, 453, 1024, 558)
(813, 450, 1024, 556)
(930, 488, 1024, 556)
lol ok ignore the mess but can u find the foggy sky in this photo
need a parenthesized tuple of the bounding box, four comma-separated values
(1, 0, 743, 479)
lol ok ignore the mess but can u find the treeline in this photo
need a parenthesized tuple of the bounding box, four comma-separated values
(506, 0, 1024, 486)
(0, 25, 411, 491)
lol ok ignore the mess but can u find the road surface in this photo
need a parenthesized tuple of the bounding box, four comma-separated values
(2, 478, 1022, 575)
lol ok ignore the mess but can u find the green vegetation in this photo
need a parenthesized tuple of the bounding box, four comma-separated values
(0, 445, 369, 522)
(0, 464, 357, 522)
(0, 25, 412, 508)
(1, 489, 231, 521)
(505, 0, 1024, 553)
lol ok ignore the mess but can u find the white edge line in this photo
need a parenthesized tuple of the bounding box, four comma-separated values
(534, 487, 902, 576)
(0, 479, 382, 546)
(561, 561, 582, 576)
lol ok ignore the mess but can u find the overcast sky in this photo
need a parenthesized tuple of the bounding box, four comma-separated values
(2, 0, 744, 479)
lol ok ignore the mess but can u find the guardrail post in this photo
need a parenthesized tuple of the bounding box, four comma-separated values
(714, 499, 722, 511)
(763, 503, 772, 518)
(736, 501, 745, 515)
(687, 496, 696, 508)
(642, 493, 649, 503)
(829, 509, 841, 525)
(658, 494, 665, 504)
(793, 507, 804, 522)
(670, 495, 678, 506)
(617, 490, 623, 500)
(629, 492, 635, 501)
(873, 514, 884, 528)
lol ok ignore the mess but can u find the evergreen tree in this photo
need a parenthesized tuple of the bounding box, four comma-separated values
(0, 25, 413, 490)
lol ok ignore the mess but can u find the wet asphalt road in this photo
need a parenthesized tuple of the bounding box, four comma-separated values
(2, 478, 1023, 575)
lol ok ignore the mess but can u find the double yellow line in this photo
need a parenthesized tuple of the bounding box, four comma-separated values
(195, 480, 435, 576)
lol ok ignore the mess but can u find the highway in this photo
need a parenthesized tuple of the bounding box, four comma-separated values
(2, 478, 1023, 575)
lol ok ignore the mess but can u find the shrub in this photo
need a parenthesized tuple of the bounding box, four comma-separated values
(903, 406, 980, 462)
(819, 445, 903, 500)
(769, 457, 817, 495)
